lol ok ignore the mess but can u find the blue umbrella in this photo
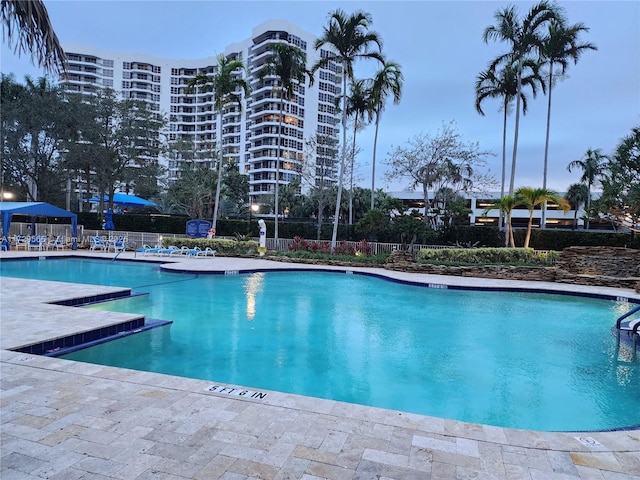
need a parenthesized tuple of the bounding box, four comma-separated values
(89, 193, 157, 208)
(103, 208, 115, 230)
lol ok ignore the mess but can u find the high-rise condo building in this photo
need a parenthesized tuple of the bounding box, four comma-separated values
(60, 19, 341, 206)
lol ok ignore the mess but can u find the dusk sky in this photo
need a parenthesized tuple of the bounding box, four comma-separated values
(2, 0, 638, 194)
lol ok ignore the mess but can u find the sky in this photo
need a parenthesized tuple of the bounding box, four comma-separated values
(1, 0, 638, 194)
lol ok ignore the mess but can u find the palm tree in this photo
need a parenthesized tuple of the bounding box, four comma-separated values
(370, 60, 403, 210)
(539, 16, 596, 228)
(1, 0, 66, 73)
(475, 59, 544, 227)
(483, 1, 559, 196)
(311, 9, 384, 252)
(515, 186, 569, 248)
(187, 54, 250, 231)
(345, 78, 373, 224)
(257, 42, 309, 248)
(567, 148, 608, 230)
(565, 182, 589, 229)
(483, 195, 519, 247)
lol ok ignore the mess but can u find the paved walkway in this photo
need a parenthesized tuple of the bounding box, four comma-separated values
(1, 251, 639, 479)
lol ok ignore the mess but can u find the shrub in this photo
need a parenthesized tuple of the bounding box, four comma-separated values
(161, 237, 258, 255)
(416, 247, 557, 266)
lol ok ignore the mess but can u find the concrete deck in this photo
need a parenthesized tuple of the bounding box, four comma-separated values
(1, 250, 639, 479)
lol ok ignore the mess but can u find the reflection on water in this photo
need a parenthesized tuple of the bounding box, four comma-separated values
(244, 272, 264, 321)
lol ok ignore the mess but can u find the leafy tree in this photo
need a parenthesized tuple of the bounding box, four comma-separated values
(515, 186, 569, 248)
(65, 88, 165, 218)
(369, 60, 402, 210)
(311, 8, 384, 252)
(1, 0, 65, 73)
(222, 159, 249, 218)
(187, 54, 250, 230)
(166, 161, 217, 219)
(1, 74, 71, 205)
(257, 43, 309, 245)
(564, 182, 589, 229)
(483, 1, 559, 196)
(596, 127, 640, 231)
(567, 148, 608, 230)
(300, 133, 339, 239)
(277, 177, 302, 218)
(385, 121, 492, 229)
(475, 59, 544, 225)
(539, 12, 596, 227)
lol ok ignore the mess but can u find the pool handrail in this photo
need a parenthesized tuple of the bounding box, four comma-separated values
(615, 304, 640, 361)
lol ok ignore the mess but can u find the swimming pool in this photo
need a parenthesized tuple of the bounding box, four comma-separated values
(1, 257, 639, 431)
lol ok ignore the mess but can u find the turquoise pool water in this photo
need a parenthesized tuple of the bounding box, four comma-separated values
(1, 257, 639, 431)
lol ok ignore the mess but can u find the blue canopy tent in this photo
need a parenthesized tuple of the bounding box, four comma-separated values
(0, 202, 78, 250)
(88, 193, 157, 208)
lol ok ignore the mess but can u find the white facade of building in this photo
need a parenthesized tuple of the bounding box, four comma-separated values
(390, 191, 586, 229)
(60, 20, 340, 205)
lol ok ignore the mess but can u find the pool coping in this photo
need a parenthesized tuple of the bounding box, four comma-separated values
(1, 250, 639, 478)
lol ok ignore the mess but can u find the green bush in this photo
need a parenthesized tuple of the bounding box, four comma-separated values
(416, 247, 557, 266)
(160, 237, 258, 255)
(516, 229, 640, 250)
(272, 250, 389, 265)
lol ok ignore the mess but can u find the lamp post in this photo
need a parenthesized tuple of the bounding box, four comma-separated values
(249, 203, 259, 236)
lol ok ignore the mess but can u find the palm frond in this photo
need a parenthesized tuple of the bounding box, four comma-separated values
(1, 0, 66, 73)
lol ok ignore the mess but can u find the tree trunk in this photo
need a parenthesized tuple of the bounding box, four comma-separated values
(274, 93, 284, 249)
(370, 110, 381, 211)
(499, 101, 508, 232)
(330, 61, 348, 253)
(212, 107, 224, 230)
(541, 67, 554, 229)
(524, 212, 534, 248)
(508, 63, 523, 197)
(349, 112, 358, 225)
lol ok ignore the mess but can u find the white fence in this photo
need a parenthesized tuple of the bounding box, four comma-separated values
(3, 222, 457, 254)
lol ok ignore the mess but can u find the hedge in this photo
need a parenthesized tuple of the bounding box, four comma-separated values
(417, 247, 558, 265)
(74, 212, 638, 249)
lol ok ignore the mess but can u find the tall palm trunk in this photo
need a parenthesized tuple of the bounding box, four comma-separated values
(586, 181, 592, 231)
(274, 93, 284, 249)
(349, 111, 359, 225)
(541, 67, 554, 229)
(330, 61, 349, 253)
(370, 108, 381, 211)
(500, 99, 508, 233)
(212, 106, 224, 230)
(508, 64, 523, 196)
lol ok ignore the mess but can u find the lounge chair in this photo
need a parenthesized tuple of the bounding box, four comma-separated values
(28, 235, 47, 251)
(202, 247, 216, 257)
(47, 235, 64, 250)
(158, 245, 180, 256)
(108, 236, 127, 253)
(170, 246, 191, 256)
(185, 246, 204, 257)
(14, 234, 28, 250)
(90, 236, 108, 252)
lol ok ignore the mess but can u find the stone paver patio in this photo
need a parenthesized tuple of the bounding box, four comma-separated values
(1, 250, 639, 479)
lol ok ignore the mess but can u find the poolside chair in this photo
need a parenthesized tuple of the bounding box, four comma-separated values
(108, 236, 127, 253)
(158, 245, 180, 256)
(14, 234, 28, 250)
(90, 236, 108, 252)
(28, 235, 47, 251)
(202, 247, 216, 257)
(47, 235, 64, 251)
(170, 246, 191, 256)
(185, 246, 204, 257)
